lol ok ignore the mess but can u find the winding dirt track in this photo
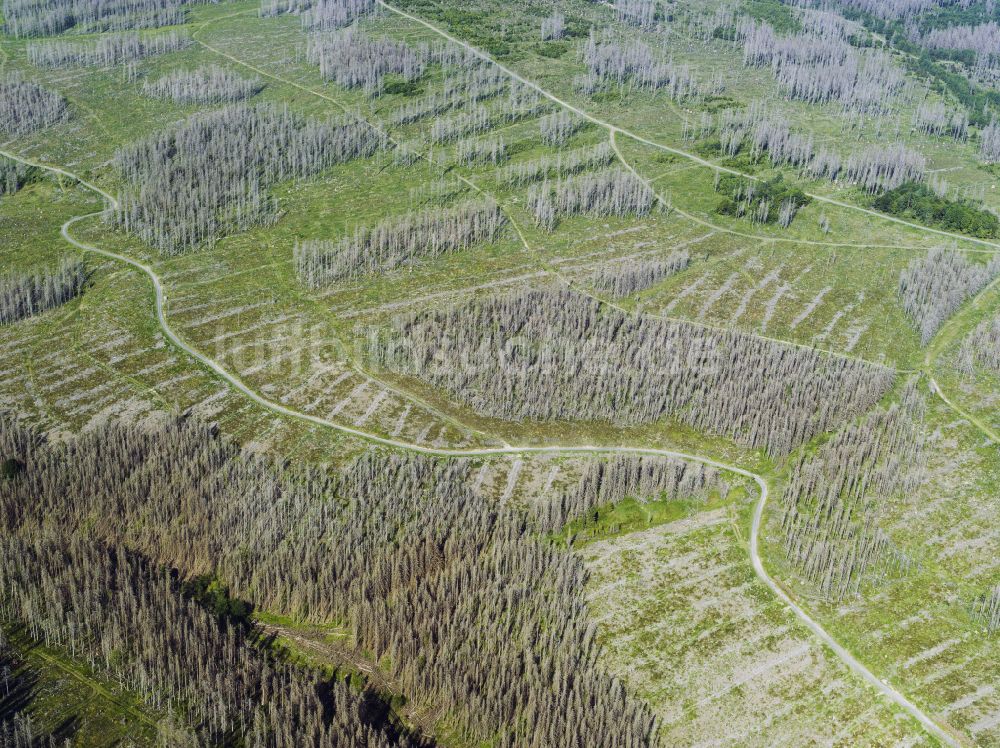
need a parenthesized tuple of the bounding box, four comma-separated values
(0, 143, 964, 746)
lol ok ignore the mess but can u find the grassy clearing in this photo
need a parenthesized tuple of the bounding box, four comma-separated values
(1, 624, 159, 745)
(0, 179, 98, 269)
(582, 503, 939, 746)
(558, 480, 750, 547)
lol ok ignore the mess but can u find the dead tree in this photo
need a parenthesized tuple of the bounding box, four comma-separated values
(970, 584, 1000, 633)
(0, 75, 68, 136)
(295, 198, 506, 284)
(302, 0, 376, 29)
(956, 312, 1000, 376)
(305, 27, 423, 96)
(540, 10, 565, 41)
(845, 143, 926, 194)
(738, 18, 904, 115)
(539, 110, 583, 147)
(980, 121, 1000, 164)
(582, 32, 708, 101)
(898, 245, 1000, 343)
(0, 258, 85, 325)
(141, 65, 262, 104)
(454, 135, 507, 166)
(589, 249, 690, 297)
(0, 534, 416, 747)
(914, 100, 969, 141)
(615, 0, 657, 29)
(500, 141, 614, 186)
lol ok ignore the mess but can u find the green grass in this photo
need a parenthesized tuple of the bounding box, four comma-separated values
(558, 481, 750, 546)
(743, 0, 801, 33)
(1, 624, 159, 745)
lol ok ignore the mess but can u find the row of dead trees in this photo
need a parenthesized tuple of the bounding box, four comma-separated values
(27, 30, 190, 67)
(141, 64, 263, 104)
(500, 141, 614, 187)
(527, 168, 656, 230)
(589, 249, 690, 298)
(294, 198, 506, 285)
(3, 0, 187, 37)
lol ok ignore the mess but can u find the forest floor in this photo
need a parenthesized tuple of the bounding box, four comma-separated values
(0, 624, 159, 744)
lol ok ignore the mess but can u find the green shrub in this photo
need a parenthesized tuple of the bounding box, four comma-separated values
(182, 575, 252, 624)
(382, 78, 422, 96)
(743, 0, 801, 33)
(537, 41, 567, 58)
(715, 173, 810, 225)
(872, 182, 1000, 239)
(1, 457, 23, 480)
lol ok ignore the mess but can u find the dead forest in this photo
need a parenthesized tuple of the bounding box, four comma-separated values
(0, 258, 85, 325)
(779, 382, 925, 600)
(368, 288, 895, 456)
(294, 198, 507, 284)
(0, 414, 659, 747)
(111, 105, 382, 254)
(0, 75, 67, 137)
(898, 246, 1000, 343)
(527, 169, 656, 230)
(1, 0, 999, 743)
(958, 311, 1000, 375)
